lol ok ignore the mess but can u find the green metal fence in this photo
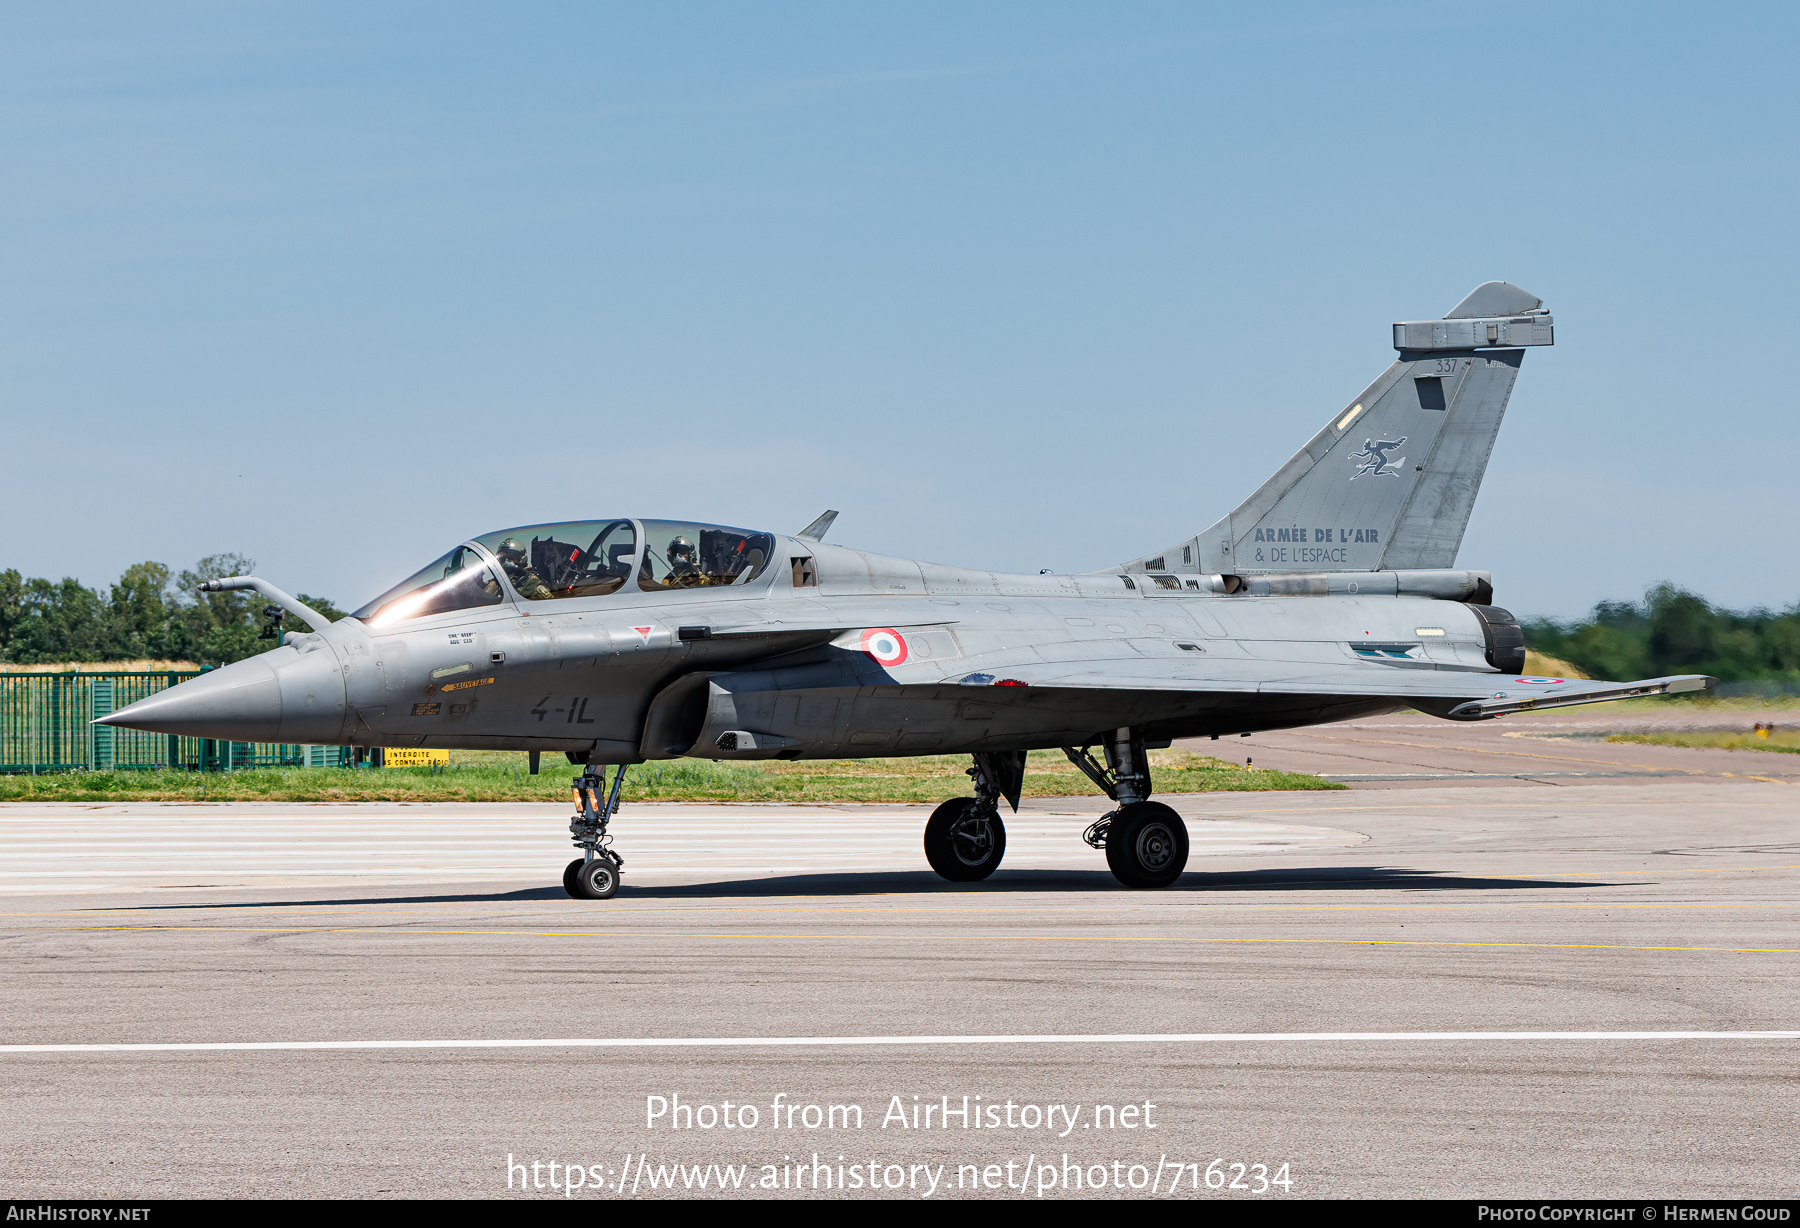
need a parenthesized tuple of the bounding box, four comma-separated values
(0, 671, 334, 774)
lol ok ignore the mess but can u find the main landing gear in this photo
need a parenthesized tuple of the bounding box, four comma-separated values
(1063, 728, 1189, 889)
(923, 751, 1023, 882)
(565, 763, 627, 899)
(923, 735, 1189, 889)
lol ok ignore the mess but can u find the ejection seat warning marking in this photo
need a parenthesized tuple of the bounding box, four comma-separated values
(411, 703, 441, 716)
(441, 676, 495, 693)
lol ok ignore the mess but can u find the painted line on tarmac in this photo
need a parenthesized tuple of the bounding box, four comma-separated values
(10, 925, 1799, 955)
(3, 1030, 1797, 1054)
(18, 899, 1799, 920)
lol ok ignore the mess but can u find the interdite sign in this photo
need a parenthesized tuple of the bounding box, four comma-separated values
(382, 748, 450, 767)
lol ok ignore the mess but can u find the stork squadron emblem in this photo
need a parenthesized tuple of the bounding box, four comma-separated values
(1349, 436, 1408, 479)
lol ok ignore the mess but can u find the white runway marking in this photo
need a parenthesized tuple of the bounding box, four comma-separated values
(0, 807, 1366, 892)
(5, 1031, 1797, 1053)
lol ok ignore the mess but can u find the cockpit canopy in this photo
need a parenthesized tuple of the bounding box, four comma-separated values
(351, 518, 775, 626)
(635, 521, 772, 592)
(471, 520, 639, 602)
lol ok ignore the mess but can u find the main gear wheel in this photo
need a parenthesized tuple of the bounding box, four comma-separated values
(1103, 801, 1189, 888)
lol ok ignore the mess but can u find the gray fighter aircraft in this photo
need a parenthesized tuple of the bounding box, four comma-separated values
(99, 282, 1714, 898)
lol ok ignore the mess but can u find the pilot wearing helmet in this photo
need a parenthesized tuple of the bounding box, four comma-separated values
(492, 537, 553, 600)
(666, 536, 706, 586)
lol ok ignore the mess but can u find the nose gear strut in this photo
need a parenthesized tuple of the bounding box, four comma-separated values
(565, 763, 628, 899)
(922, 750, 1024, 882)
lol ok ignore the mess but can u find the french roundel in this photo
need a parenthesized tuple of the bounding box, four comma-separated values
(1514, 676, 1565, 685)
(860, 628, 909, 667)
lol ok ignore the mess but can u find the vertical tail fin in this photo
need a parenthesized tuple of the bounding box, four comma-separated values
(1117, 282, 1553, 576)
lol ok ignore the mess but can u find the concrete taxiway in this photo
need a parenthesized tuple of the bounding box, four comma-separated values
(2, 720, 1796, 1199)
(1184, 706, 1800, 787)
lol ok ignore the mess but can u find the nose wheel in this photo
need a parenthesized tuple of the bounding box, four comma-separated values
(567, 854, 621, 899)
(924, 797, 1007, 881)
(565, 764, 628, 900)
(923, 752, 1024, 883)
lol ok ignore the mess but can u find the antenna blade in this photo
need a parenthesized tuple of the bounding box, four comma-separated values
(796, 509, 839, 541)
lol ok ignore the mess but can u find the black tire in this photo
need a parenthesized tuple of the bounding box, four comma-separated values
(923, 797, 1007, 882)
(1104, 802, 1189, 889)
(563, 858, 585, 898)
(571, 855, 621, 900)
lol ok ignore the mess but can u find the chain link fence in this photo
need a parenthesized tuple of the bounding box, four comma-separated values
(0, 671, 337, 773)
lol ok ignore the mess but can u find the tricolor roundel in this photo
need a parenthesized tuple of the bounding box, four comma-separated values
(1514, 676, 1565, 685)
(859, 628, 909, 667)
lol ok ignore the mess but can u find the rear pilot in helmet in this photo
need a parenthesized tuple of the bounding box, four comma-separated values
(666, 536, 711, 586)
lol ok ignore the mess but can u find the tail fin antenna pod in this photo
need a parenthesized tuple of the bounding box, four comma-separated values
(1116, 283, 1552, 576)
(796, 510, 839, 542)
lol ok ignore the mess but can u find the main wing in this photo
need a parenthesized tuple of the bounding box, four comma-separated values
(929, 649, 1714, 720)
(761, 612, 1717, 720)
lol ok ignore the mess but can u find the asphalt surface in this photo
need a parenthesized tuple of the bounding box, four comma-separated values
(1183, 705, 1800, 788)
(2, 713, 1796, 1200)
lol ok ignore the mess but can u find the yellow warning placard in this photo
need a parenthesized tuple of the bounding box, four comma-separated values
(384, 748, 450, 767)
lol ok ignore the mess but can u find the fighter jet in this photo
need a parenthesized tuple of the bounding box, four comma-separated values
(98, 282, 1714, 898)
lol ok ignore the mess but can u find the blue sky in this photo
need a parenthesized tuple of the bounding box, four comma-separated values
(3, 2, 1796, 618)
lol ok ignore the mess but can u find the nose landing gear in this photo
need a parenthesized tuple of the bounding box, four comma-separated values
(924, 751, 1025, 882)
(923, 796, 1007, 881)
(1064, 729, 1189, 889)
(565, 763, 627, 899)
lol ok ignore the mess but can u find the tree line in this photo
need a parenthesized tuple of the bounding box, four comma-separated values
(0, 555, 346, 667)
(3, 559, 1796, 683)
(1523, 583, 1800, 683)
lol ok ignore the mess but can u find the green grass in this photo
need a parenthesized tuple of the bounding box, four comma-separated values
(0, 748, 1339, 803)
(1606, 730, 1800, 754)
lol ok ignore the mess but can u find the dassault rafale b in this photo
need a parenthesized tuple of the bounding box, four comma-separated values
(99, 282, 1714, 898)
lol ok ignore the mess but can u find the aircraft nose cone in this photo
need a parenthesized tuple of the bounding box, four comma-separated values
(98, 656, 285, 742)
